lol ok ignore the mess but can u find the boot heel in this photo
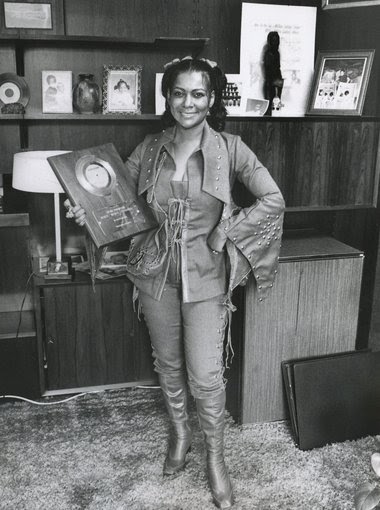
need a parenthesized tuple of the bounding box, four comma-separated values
(163, 438, 192, 476)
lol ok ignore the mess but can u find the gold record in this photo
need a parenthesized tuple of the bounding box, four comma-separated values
(0, 73, 30, 107)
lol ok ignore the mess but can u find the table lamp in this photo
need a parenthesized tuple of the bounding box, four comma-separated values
(12, 150, 72, 278)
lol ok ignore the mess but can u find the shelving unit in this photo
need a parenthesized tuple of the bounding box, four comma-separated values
(1, 0, 380, 399)
(0, 30, 211, 395)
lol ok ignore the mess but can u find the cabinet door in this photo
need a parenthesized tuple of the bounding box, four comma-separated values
(240, 255, 363, 424)
(41, 280, 155, 391)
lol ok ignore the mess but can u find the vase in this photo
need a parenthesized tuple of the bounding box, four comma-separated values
(73, 74, 101, 114)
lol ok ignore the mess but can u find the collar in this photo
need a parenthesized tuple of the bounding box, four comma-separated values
(138, 124, 231, 204)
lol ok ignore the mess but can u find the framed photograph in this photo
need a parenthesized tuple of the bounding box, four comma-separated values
(307, 50, 375, 116)
(4, 1, 51, 28)
(1, 0, 64, 35)
(42, 70, 72, 113)
(244, 98, 269, 117)
(103, 65, 142, 115)
(322, 0, 380, 9)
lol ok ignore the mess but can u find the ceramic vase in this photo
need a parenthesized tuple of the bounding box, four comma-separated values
(73, 73, 101, 114)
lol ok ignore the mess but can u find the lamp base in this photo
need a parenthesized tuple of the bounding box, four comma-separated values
(45, 257, 72, 280)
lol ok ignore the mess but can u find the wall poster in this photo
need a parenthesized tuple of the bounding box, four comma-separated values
(240, 3, 317, 116)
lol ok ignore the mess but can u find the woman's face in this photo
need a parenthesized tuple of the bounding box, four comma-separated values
(167, 71, 215, 131)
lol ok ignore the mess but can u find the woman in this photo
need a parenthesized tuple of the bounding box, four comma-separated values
(72, 57, 284, 509)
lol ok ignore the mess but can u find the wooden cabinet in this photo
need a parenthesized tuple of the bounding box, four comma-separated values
(34, 275, 156, 395)
(226, 234, 364, 424)
(0, 214, 39, 398)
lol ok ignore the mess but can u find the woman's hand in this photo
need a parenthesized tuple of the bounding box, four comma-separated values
(64, 199, 86, 227)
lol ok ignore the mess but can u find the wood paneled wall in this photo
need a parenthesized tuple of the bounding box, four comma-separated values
(1, 0, 380, 349)
(228, 119, 380, 208)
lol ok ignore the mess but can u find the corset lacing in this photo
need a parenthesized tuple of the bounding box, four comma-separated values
(167, 196, 189, 281)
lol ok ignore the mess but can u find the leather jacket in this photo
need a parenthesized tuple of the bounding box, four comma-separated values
(124, 124, 285, 303)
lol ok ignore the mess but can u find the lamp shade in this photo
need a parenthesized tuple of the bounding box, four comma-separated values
(12, 150, 71, 194)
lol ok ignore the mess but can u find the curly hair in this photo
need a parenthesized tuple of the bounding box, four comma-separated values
(114, 79, 130, 91)
(161, 58, 227, 132)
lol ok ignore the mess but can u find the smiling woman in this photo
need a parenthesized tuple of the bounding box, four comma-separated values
(70, 56, 285, 510)
(168, 72, 215, 130)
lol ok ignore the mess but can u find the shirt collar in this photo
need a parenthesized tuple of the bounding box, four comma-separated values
(138, 123, 231, 204)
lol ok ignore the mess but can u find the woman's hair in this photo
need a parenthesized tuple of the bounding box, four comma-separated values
(161, 58, 227, 132)
(114, 79, 130, 91)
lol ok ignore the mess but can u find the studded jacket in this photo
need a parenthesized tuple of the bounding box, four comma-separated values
(124, 124, 285, 303)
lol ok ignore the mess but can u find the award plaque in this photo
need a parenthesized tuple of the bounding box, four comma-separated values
(48, 143, 157, 248)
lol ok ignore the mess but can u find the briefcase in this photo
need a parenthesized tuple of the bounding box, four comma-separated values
(281, 350, 380, 450)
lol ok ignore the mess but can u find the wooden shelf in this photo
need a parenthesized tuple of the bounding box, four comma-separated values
(0, 213, 30, 227)
(2, 113, 379, 122)
(227, 115, 380, 122)
(1, 34, 209, 51)
(0, 114, 24, 120)
(23, 112, 161, 121)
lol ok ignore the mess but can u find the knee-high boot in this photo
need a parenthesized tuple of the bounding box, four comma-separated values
(159, 373, 193, 476)
(196, 391, 234, 509)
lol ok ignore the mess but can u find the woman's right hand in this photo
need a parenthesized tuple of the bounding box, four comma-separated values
(72, 205, 86, 227)
(64, 199, 86, 227)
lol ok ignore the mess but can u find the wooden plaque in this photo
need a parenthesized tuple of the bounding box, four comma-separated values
(48, 143, 157, 248)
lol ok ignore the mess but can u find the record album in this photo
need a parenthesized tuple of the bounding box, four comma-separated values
(0, 73, 30, 107)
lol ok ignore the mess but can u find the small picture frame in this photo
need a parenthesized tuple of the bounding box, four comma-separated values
(3, 1, 52, 29)
(306, 50, 375, 116)
(103, 65, 142, 115)
(155, 73, 165, 115)
(42, 70, 73, 113)
(244, 98, 269, 117)
(222, 75, 244, 115)
(322, 0, 380, 9)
